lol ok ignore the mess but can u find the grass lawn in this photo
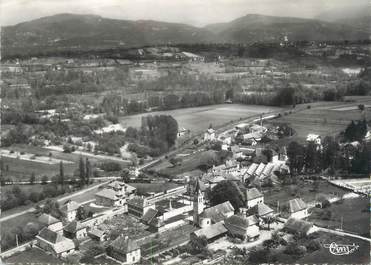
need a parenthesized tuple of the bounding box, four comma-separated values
(119, 104, 282, 135)
(1, 155, 76, 181)
(1, 212, 41, 251)
(272, 102, 371, 142)
(308, 197, 370, 237)
(1, 144, 131, 181)
(4, 247, 63, 264)
(149, 150, 217, 178)
(263, 180, 348, 209)
(297, 233, 370, 264)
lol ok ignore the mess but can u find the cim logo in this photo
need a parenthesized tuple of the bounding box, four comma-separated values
(323, 242, 359, 256)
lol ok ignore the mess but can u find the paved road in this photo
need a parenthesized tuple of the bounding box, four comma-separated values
(0, 181, 109, 222)
(317, 226, 371, 243)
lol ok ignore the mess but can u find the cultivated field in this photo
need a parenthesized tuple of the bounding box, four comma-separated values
(119, 104, 282, 135)
(272, 99, 371, 142)
(1, 144, 130, 181)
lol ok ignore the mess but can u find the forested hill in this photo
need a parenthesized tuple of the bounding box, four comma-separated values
(1, 13, 369, 58)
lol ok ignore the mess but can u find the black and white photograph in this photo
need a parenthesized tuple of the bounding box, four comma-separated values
(0, 0, 370, 264)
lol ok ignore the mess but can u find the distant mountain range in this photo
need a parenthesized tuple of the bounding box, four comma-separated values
(1, 13, 370, 56)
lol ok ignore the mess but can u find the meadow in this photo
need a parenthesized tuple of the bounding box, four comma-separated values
(119, 104, 282, 135)
(271, 98, 371, 142)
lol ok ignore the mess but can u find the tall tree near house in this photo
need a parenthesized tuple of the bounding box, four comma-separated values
(79, 156, 85, 186)
(287, 141, 305, 176)
(59, 161, 64, 188)
(304, 142, 321, 173)
(85, 158, 91, 185)
(322, 136, 339, 172)
(29, 172, 36, 185)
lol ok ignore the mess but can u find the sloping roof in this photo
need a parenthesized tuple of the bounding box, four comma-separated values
(128, 197, 146, 207)
(289, 198, 307, 213)
(108, 181, 123, 190)
(142, 208, 158, 224)
(88, 228, 106, 238)
(95, 188, 119, 201)
(262, 163, 274, 177)
(109, 236, 140, 254)
(194, 178, 207, 193)
(38, 227, 62, 243)
(246, 188, 263, 201)
(246, 163, 259, 176)
(38, 213, 60, 225)
(225, 215, 259, 228)
(201, 201, 235, 223)
(63, 221, 86, 233)
(193, 222, 227, 240)
(61, 200, 80, 213)
(254, 163, 266, 176)
(247, 203, 274, 217)
(37, 227, 75, 253)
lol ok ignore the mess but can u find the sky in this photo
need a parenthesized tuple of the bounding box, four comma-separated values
(0, 0, 369, 26)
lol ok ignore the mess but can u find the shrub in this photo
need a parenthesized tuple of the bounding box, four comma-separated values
(307, 239, 321, 252)
(284, 243, 307, 256)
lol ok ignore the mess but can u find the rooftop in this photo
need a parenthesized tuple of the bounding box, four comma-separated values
(247, 203, 274, 217)
(109, 236, 140, 254)
(38, 213, 60, 225)
(201, 201, 235, 223)
(95, 188, 120, 201)
(289, 198, 308, 213)
(193, 222, 227, 240)
(246, 188, 263, 201)
(60, 200, 80, 213)
(225, 215, 259, 228)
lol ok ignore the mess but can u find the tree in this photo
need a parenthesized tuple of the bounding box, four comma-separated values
(79, 156, 85, 186)
(287, 141, 305, 176)
(210, 180, 244, 211)
(41, 175, 49, 185)
(85, 158, 91, 185)
(29, 172, 36, 185)
(188, 236, 208, 255)
(322, 136, 339, 172)
(76, 206, 90, 220)
(59, 161, 64, 188)
(121, 168, 130, 182)
(304, 142, 321, 173)
(249, 248, 271, 263)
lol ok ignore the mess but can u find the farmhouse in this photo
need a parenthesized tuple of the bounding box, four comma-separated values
(146, 197, 193, 232)
(245, 188, 264, 209)
(199, 201, 235, 227)
(307, 134, 322, 145)
(95, 188, 126, 207)
(107, 181, 137, 198)
(289, 198, 309, 219)
(60, 200, 80, 222)
(36, 227, 76, 258)
(204, 128, 216, 141)
(63, 221, 88, 240)
(38, 214, 63, 233)
(88, 228, 108, 242)
(191, 222, 228, 243)
(224, 215, 260, 241)
(127, 197, 155, 218)
(107, 236, 141, 264)
(247, 202, 274, 218)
